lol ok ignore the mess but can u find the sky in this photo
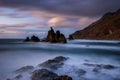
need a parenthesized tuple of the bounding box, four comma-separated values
(0, 0, 120, 38)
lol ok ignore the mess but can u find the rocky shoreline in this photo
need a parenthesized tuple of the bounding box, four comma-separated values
(6, 56, 120, 80)
(6, 56, 72, 80)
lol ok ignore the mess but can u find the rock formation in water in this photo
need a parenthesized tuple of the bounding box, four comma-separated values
(56, 75, 72, 80)
(31, 69, 73, 80)
(6, 56, 120, 80)
(39, 56, 68, 70)
(70, 9, 120, 40)
(45, 27, 67, 43)
(14, 66, 34, 73)
(24, 35, 40, 42)
(6, 56, 72, 80)
(24, 27, 67, 43)
(24, 37, 30, 42)
(45, 27, 56, 42)
(68, 35, 74, 40)
(31, 69, 58, 80)
(83, 63, 117, 70)
(31, 35, 40, 42)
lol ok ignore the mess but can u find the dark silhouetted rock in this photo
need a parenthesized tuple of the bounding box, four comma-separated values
(31, 69, 58, 80)
(58, 34, 67, 43)
(31, 69, 73, 80)
(68, 35, 74, 40)
(83, 63, 101, 67)
(83, 63, 117, 70)
(93, 67, 101, 73)
(24, 27, 67, 43)
(24, 35, 40, 42)
(24, 37, 30, 42)
(76, 69, 86, 76)
(45, 27, 67, 43)
(54, 75, 72, 80)
(31, 35, 40, 42)
(45, 27, 56, 43)
(14, 66, 34, 73)
(38, 56, 68, 70)
(15, 74, 22, 79)
(56, 30, 60, 40)
(103, 64, 115, 69)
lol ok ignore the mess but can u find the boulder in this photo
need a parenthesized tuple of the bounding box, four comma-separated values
(83, 63, 117, 70)
(83, 63, 101, 67)
(38, 56, 68, 70)
(14, 66, 34, 73)
(31, 69, 58, 80)
(93, 67, 101, 73)
(15, 74, 22, 79)
(102, 64, 115, 69)
(54, 75, 72, 80)
(31, 69, 73, 80)
(75, 69, 86, 76)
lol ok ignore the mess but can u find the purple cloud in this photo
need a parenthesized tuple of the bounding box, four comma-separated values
(0, 0, 120, 17)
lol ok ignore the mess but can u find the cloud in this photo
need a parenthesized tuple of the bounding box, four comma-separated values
(48, 16, 99, 29)
(0, 8, 26, 18)
(0, 23, 30, 28)
(0, 0, 120, 17)
(0, 23, 48, 38)
(77, 17, 99, 27)
(48, 17, 76, 27)
(7, 12, 28, 18)
(1, 0, 120, 28)
(0, 0, 120, 38)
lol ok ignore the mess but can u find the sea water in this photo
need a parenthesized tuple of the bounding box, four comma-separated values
(0, 39, 120, 80)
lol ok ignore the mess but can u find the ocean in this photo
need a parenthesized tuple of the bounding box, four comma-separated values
(0, 39, 120, 80)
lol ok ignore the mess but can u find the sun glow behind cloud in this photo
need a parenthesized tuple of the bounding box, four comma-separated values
(48, 17, 75, 27)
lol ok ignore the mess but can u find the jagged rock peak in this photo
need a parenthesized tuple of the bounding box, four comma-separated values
(45, 27, 67, 43)
(50, 27, 54, 32)
(24, 37, 30, 42)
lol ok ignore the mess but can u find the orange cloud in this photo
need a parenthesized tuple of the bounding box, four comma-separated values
(48, 17, 76, 27)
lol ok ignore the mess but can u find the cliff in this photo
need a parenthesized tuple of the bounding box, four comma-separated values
(70, 9, 120, 40)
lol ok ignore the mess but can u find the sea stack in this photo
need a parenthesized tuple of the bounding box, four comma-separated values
(45, 27, 67, 43)
(24, 37, 30, 42)
(24, 27, 67, 43)
(24, 35, 40, 42)
(68, 35, 74, 40)
(45, 27, 56, 42)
